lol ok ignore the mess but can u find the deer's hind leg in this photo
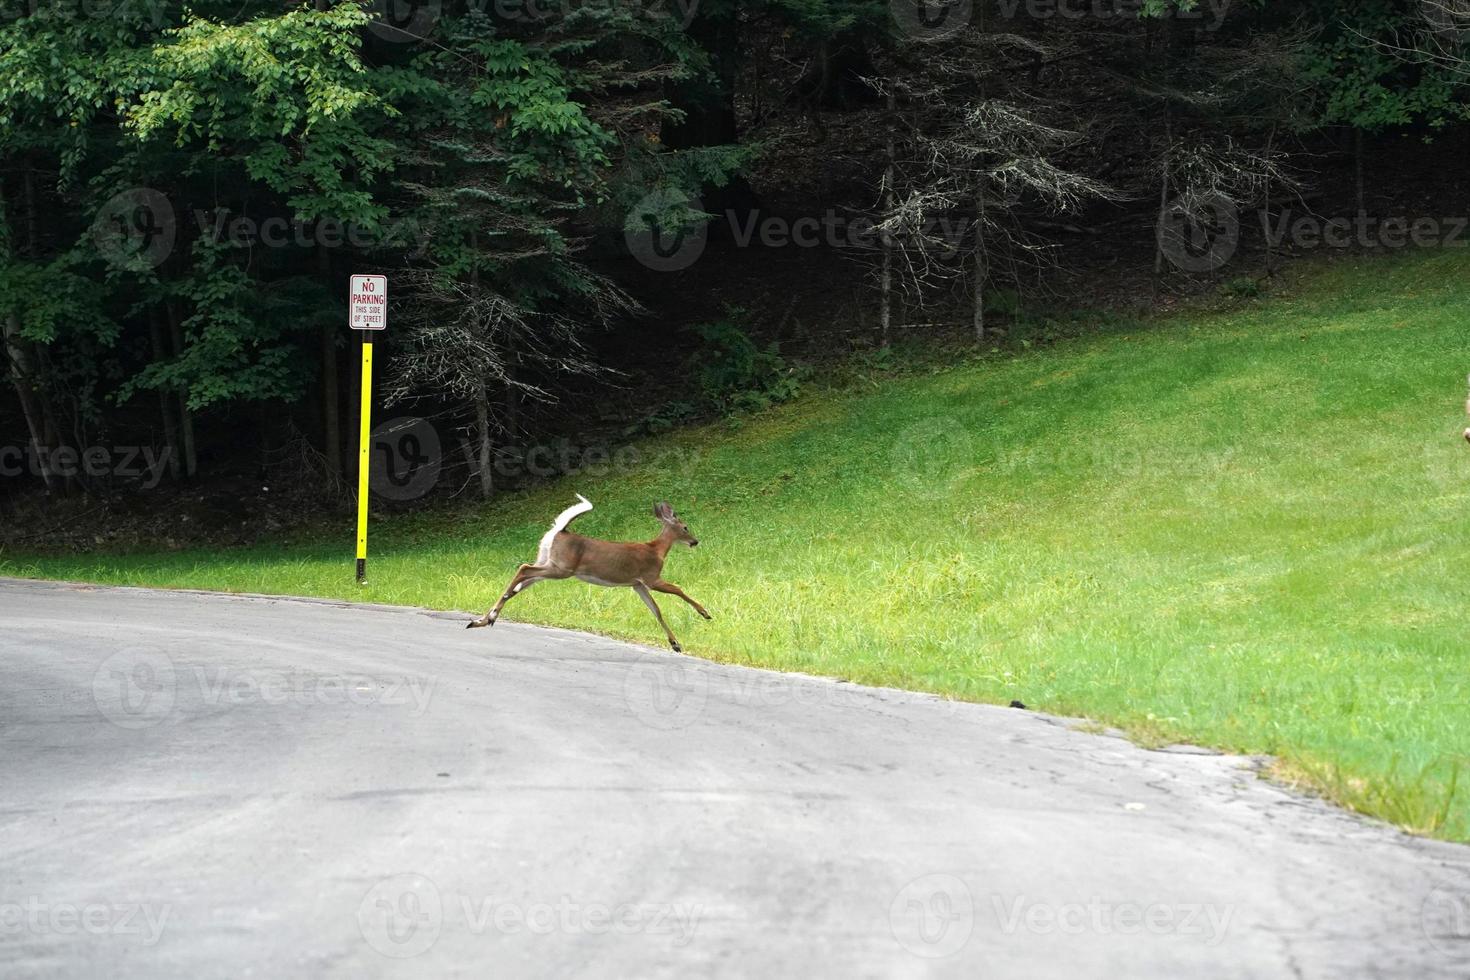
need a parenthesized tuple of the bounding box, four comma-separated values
(633, 583, 682, 652)
(469, 563, 566, 629)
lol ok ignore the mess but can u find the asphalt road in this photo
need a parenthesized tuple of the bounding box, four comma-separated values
(1, 577, 1468, 978)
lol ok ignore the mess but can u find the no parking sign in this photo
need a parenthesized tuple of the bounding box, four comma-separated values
(351, 275, 388, 583)
(350, 275, 387, 330)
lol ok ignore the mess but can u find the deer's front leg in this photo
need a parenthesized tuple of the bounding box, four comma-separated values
(633, 583, 682, 652)
(649, 579, 712, 620)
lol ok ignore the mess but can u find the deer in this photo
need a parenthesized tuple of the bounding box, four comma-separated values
(1465, 374, 1470, 444)
(466, 495, 711, 651)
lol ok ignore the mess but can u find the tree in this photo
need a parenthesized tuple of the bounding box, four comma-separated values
(1300, 0, 1470, 213)
(380, 2, 710, 498)
(861, 21, 1113, 342)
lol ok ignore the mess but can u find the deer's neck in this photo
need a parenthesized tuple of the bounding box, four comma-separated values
(651, 527, 677, 563)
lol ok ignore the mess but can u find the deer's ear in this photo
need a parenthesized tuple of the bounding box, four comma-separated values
(654, 501, 673, 520)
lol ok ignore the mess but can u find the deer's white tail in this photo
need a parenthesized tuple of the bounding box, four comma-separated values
(536, 494, 593, 565)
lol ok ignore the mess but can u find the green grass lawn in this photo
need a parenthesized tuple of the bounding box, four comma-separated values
(7, 249, 1470, 840)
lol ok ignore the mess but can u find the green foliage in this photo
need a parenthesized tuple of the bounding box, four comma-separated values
(126, 6, 393, 224)
(118, 239, 310, 410)
(0, 0, 715, 458)
(1299, 0, 1470, 132)
(0, 3, 167, 180)
(986, 288, 1023, 318)
(1220, 276, 1264, 298)
(688, 310, 806, 415)
(0, 256, 116, 348)
(626, 400, 700, 437)
(0, 253, 121, 428)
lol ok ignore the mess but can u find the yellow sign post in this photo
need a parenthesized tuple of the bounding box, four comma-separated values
(349, 274, 387, 584)
(355, 338, 373, 583)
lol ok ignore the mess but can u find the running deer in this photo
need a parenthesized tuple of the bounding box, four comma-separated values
(466, 495, 711, 651)
(1465, 374, 1470, 444)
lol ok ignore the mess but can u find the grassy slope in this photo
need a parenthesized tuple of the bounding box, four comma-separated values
(8, 249, 1470, 839)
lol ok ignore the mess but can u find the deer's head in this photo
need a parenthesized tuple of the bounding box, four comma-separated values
(654, 501, 698, 547)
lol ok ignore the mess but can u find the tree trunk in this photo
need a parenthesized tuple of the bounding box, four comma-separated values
(3, 311, 56, 492)
(659, 11, 756, 217)
(321, 322, 341, 475)
(22, 167, 39, 261)
(879, 88, 895, 348)
(148, 309, 182, 481)
(503, 362, 520, 443)
(36, 351, 63, 473)
(974, 2, 989, 344)
(474, 382, 494, 500)
(1354, 127, 1365, 217)
(1152, 104, 1173, 291)
(8, 171, 61, 492)
(166, 302, 198, 478)
(319, 245, 342, 476)
(467, 232, 494, 500)
(973, 190, 987, 343)
(1263, 124, 1277, 277)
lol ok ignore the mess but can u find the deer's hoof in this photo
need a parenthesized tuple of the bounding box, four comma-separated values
(670, 641, 682, 653)
(699, 610, 712, 620)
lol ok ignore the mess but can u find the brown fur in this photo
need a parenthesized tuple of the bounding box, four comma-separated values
(467, 500, 710, 651)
